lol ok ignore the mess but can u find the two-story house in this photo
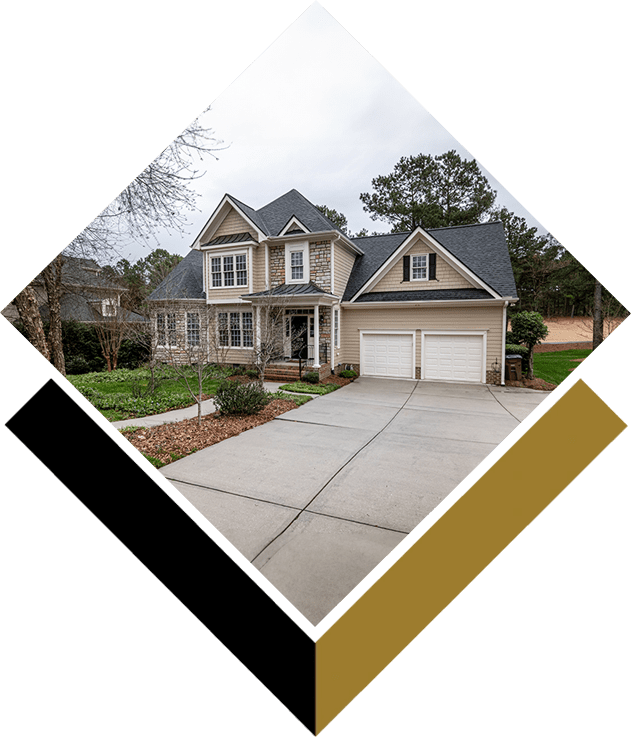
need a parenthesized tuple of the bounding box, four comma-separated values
(148, 189, 518, 384)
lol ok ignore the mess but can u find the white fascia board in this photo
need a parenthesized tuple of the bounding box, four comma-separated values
(201, 241, 258, 252)
(191, 195, 267, 248)
(206, 298, 248, 304)
(342, 299, 504, 309)
(278, 216, 310, 236)
(335, 232, 364, 255)
(243, 293, 340, 307)
(351, 227, 503, 302)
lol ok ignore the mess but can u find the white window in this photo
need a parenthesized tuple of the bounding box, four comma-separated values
(187, 313, 200, 346)
(102, 298, 117, 316)
(412, 254, 428, 281)
(291, 251, 304, 281)
(209, 252, 248, 288)
(285, 242, 309, 283)
(217, 311, 253, 348)
(157, 312, 177, 347)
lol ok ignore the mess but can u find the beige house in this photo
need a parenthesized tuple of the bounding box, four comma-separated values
(148, 189, 518, 384)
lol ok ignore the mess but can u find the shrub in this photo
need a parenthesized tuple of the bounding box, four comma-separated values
(245, 368, 259, 379)
(505, 344, 528, 358)
(65, 355, 92, 375)
(510, 311, 549, 379)
(505, 330, 517, 345)
(301, 371, 320, 384)
(338, 369, 357, 378)
(213, 380, 270, 415)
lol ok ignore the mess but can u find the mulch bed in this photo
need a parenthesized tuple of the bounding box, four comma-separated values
(122, 397, 299, 467)
(320, 374, 354, 387)
(505, 377, 557, 391)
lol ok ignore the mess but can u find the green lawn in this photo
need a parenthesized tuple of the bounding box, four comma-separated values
(67, 367, 222, 420)
(278, 381, 339, 395)
(532, 349, 592, 386)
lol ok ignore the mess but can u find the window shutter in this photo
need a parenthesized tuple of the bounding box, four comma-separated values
(429, 253, 436, 280)
(402, 255, 410, 282)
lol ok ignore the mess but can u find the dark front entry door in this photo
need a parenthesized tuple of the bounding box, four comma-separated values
(291, 315, 308, 359)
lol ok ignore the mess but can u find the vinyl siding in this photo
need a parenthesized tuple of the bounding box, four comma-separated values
(333, 242, 357, 297)
(369, 239, 472, 293)
(202, 207, 254, 242)
(339, 304, 504, 379)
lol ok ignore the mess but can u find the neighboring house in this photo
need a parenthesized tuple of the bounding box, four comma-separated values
(147, 189, 518, 384)
(3, 257, 146, 326)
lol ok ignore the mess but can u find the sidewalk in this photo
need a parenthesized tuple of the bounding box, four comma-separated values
(111, 382, 311, 430)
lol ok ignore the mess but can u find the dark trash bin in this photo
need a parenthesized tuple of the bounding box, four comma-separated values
(505, 355, 522, 381)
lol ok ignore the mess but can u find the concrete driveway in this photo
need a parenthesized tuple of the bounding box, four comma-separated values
(161, 377, 550, 625)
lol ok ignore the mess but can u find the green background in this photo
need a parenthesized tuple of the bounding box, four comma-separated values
(0, 0, 631, 737)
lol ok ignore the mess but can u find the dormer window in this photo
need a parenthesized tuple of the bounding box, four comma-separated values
(412, 254, 428, 281)
(285, 241, 309, 284)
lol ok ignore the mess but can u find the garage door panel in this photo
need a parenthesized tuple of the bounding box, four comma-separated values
(361, 333, 414, 378)
(423, 334, 484, 383)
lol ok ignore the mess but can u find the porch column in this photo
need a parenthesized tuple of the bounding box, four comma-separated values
(313, 303, 320, 368)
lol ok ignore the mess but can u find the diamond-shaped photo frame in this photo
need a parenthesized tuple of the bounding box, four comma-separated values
(1, 1, 631, 736)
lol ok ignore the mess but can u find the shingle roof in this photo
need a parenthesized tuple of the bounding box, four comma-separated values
(342, 232, 411, 301)
(343, 222, 517, 301)
(147, 249, 205, 300)
(353, 288, 495, 303)
(243, 282, 334, 298)
(39, 293, 147, 322)
(223, 189, 346, 239)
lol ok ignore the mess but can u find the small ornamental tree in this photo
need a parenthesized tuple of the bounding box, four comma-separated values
(510, 311, 549, 379)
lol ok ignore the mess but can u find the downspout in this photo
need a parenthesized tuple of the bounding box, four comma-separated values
(501, 300, 508, 385)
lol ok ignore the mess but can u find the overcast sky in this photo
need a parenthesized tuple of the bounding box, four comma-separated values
(118, 4, 546, 263)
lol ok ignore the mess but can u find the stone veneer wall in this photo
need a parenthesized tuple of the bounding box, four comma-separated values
(309, 241, 331, 291)
(486, 369, 501, 385)
(268, 241, 332, 289)
(318, 305, 331, 366)
(269, 244, 285, 288)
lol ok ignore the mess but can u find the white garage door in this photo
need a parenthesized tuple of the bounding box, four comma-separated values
(423, 333, 484, 383)
(361, 333, 414, 378)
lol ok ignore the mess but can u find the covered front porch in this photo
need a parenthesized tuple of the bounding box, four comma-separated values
(241, 282, 339, 381)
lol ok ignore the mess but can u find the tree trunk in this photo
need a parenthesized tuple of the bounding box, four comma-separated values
(593, 279, 604, 349)
(42, 256, 66, 376)
(12, 285, 51, 361)
(527, 346, 534, 380)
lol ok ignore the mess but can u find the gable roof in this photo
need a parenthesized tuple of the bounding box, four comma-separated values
(147, 249, 205, 301)
(343, 222, 517, 301)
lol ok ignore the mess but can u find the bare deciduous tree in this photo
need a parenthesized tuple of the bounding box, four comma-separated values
(10, 110, 224, 372)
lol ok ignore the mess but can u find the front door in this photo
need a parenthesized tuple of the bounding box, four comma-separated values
(290, 315, 308, 359)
